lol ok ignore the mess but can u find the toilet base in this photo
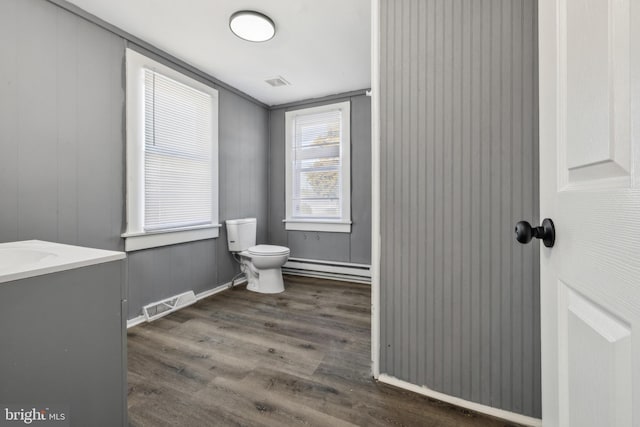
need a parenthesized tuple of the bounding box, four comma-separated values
(246, 267, 285, 294)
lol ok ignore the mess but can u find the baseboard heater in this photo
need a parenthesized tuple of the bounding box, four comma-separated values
(282, 258, 371, 284)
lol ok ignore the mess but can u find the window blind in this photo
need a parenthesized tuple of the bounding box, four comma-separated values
(144, 69, 213, 231)
(292, 109, 343, 219)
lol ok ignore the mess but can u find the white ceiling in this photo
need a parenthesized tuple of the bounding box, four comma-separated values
(66, 0, 372, 106)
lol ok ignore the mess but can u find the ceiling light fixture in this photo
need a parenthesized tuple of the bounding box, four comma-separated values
(229, 11, 275, 43)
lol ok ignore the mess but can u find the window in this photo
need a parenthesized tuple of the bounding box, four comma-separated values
(285, 101, 351, 233)
(123, 49, 219, 251)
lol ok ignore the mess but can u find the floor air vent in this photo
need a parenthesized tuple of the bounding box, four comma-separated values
(143, 291, 197, 322)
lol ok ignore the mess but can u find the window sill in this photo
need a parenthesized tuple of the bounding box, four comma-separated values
(283, 219, 351, 233)
(122, 224, 221, 252)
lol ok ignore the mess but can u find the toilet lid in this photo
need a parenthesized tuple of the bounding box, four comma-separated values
(248, 245, 290, 256)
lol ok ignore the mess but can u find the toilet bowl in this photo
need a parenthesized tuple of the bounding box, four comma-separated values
(226, 218, 290, 294)
(241, 245, 289, 293)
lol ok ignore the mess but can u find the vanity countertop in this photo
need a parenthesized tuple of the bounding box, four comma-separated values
(0, 240, 125, 284)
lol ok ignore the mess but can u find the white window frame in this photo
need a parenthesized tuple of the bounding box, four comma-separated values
(122, 49, 220, 251)
(284, 101, 351, 233)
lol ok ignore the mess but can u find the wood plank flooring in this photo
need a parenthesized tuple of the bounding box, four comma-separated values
(128, 276, 519, 427)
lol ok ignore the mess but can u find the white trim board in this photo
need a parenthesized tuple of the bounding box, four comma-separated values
(127, 314, 147, 329)
(126, 277, 247, 329)
(370, 0, 382, 379)
(123, 225, 220, 252)
(377, 375, 542, 427)
(283, 220, 352, 233)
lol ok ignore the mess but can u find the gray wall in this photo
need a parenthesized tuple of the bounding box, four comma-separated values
(268, 94, 372, 265)
(379, 0, 540, 418)
(0, 0, 269, 319)
(0, 0, 124, 250)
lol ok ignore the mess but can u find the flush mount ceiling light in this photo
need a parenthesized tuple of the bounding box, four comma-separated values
(229, 11, 275, 42)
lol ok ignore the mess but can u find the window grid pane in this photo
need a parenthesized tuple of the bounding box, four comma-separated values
(292, 109, 342, 219)
(144, 69, 212, 231)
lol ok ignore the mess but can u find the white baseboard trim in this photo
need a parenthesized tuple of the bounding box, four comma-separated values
(126, 276, 247, 329)
(195, 277, 246, 300)
(126, 315, 146, 329)
(376, 374, 542, 427)
(282, 258, 371, 284)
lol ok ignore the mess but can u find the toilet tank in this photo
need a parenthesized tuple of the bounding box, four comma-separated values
(226, 218, 257, 252)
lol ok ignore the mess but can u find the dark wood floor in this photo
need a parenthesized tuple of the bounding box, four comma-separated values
(128, 275, 517, 427)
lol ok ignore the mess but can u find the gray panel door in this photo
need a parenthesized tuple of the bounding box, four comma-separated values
(379, 0, 540, 417)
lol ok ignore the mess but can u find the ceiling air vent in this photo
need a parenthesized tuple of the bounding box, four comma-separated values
(265, 76, 290, 87)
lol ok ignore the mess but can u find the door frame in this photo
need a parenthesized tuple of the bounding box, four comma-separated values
(370, 0, 381, 379)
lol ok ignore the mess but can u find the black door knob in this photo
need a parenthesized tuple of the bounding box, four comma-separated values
(515, 218, 555, 248)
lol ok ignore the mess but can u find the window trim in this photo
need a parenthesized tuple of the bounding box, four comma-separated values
(284, 101, 351, 233)
(123, 48, 219, 251)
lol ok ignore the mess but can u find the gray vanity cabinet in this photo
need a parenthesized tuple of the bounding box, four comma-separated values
(0, 260, 127, 427)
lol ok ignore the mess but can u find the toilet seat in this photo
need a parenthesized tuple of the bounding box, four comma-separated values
(248, 245, 290, 256)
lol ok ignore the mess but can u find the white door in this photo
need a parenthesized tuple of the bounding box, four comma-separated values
(538, 0, 640, 425)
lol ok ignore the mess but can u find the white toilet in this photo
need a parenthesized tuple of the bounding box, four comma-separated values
(226, 218, 290, 294)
